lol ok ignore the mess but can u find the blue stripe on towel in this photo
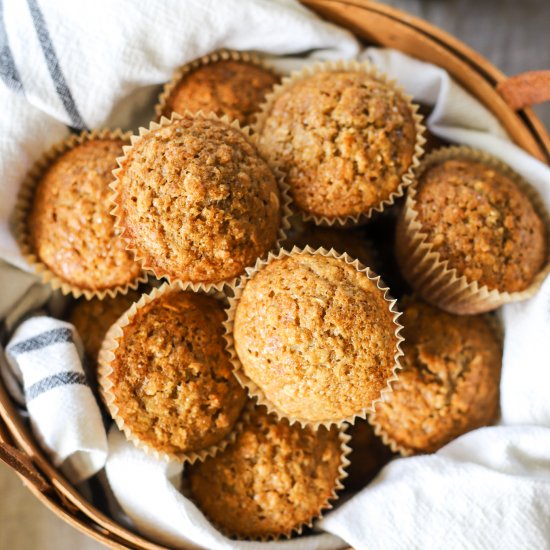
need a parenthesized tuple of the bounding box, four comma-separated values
(26, 371, 88, 401)
(26, 0, 88, 130)
(0, 0, 24, 92)
(9, 327, 74, 355)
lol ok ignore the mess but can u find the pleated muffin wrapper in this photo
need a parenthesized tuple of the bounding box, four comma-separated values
(196, 402, 352, 542)
(395, 145, 550, 315)
(223, 245, 405, 429)
(14, 128, 149, 300)
(155, 49, 278, 121)
(367, 294, 505, 457)
(253, 59, 426, 228)
(97, 280, 246, 464)
(110, 110, 292, 293)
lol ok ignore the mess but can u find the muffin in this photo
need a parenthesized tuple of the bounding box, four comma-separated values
(229, 250, 402, 425)
(285, 223, 376, 268)
(158, 55, 278, 126)
(370, 299, 502, 455)
(98, 287, 247, 459)
(396, 148, 549, 313)
(188, 406, 346, 539)
(21, 134, 142, 297)
(256, 66, 421, 222)
(112, 114, 283, 286)
(345, 420, 395, 492)
(69, 290, 141, 367)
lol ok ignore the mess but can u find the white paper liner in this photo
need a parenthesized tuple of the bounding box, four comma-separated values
(97, 281, 246, 464)
(253, 59, 426, 227)
(223, 245, 404, 429)
(14, 128, 148, 300)
(395, 146, 550, 314)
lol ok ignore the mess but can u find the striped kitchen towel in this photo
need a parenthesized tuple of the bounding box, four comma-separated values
(5, 315, 107, 483)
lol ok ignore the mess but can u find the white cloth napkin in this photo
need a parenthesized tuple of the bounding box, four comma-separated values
(1, 1, 550, 549)
(4, 316, 108, 484)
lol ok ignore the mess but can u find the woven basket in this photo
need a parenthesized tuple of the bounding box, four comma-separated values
(1, 1, 549, 548)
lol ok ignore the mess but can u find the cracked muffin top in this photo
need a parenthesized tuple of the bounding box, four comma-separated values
(371, 299, 502, 455)
(188, 406, 343, 539)
(160, 59, 278, 126)
(28, 139, 141, 292)
(233, 253, 400, 424)
(70, 290, 140, 367)
(257, 70, 417, 220)
(114, 114, 281, 284)
(105, 290, 247, 456)
(414, 157, 547, 293)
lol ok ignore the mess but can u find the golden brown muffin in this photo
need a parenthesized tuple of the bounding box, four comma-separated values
(161, 59, 278, 126)
(413, 157, 547, 293)
(285, 223, 376, 268)
(232, 253, 400, 424)
(188, 406, 344, 539)
(28, 139, 141, 292)
(69, 290, 140, 367)
(104, 290, 247, 456)
(371, 299, 502, 455)
(113, 115, 281, 284)
(257, 70, 418, 220)
(345, 420, 395, 492)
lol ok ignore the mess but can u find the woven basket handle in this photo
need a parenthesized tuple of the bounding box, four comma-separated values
(498, 70, 550, 110)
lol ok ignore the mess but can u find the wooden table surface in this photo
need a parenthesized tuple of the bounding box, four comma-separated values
(1, 1, 549, 549)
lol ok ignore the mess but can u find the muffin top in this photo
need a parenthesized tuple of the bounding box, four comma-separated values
(161, 59, 278, 126)
(188, 407, 343, 539)
(285, 223, 375, 268)
(372, 299, 501, 455)
(106, 290, 247, 455)
(233, 253, 400, 423)
(415, 157, 547, 292)
(70, 290, 140, 366)
(345, 420, 394, 492)
(114, 115, 281, 283)
(257, 70, 417, 219)
(28, 139, 141, 291)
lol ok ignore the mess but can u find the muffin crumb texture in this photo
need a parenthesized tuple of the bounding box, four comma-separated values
(115, 115, 281, 283)
(415, 158, 547, 292)
(162, 60, 278, 126)
(29, 139, 141, 291)
(373, 299, 502, 454)
(258, 70, 417, 219)
(107, 291, 246, 455)
(234, 253, 399, 423)
(188, 407, 343, 539)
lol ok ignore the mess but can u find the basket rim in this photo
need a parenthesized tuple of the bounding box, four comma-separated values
(1, 1, 549, 549)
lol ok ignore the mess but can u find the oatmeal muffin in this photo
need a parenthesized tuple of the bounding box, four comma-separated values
(285, 223, 376, 267)
(26, 137, 141, 294)
(70, 290, 140, 367)
(257, 69, 419, 221)
(345, 420, 394, 492)
(113, 114, 282, 284)
(159, 58, 278, 126)
(188, 406, 345, 539)
(401, 152, 547, 294)
(231, 251, 401, 425)
(371, 299, 502, 455)
(100, 289, 247, 457)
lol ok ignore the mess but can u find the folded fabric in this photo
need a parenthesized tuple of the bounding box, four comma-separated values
(5, 315, 108, 483)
